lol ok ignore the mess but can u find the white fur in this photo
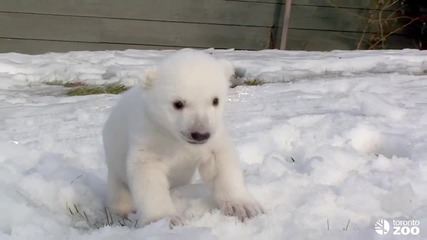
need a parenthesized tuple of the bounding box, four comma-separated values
(102, 50, 263, 226)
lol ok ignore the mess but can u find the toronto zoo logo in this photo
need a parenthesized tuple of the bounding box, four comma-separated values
(375, 219, 420, 236)
(375, 219, 390, 235)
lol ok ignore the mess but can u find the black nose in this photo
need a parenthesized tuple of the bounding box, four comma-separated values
(190, 132, 210, 142)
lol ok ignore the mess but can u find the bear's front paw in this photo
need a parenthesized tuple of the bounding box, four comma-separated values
(220, 199, 264, 222)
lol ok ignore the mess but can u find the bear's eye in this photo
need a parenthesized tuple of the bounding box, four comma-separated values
(212, 97, 219, 106)
(173, 100, 185, 110)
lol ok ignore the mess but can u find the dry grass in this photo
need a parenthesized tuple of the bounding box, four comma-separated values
(43, 81, 129, 96)
(67, 203, 137, 229)
(243, 78, 265, 86)
(66, 84, 129, 96)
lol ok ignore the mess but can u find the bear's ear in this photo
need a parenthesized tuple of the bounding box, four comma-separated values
(139, 66, 158, 89)
(218, 59, 235, 80)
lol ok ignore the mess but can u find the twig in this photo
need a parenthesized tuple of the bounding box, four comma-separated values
(368, 17, 420, 49)
(71, 174, 83, 184)
(379, 8, 385, 48)
(104, 207, 113, 226)
(330, 0, 418, 49)
(343, 219, 351, 231)
(358, 13, 374, 49)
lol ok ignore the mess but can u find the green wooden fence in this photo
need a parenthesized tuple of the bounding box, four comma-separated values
(0, 0, 414, 54)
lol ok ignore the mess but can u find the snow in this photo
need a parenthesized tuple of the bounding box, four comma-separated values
(1, 48, 427, 239)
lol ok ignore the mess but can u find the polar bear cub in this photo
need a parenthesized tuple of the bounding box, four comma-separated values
(102, 50, 263, 226)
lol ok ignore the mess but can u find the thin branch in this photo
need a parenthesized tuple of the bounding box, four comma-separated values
(379, 8, 385, 48)
(330, 0, 418, 50)
(343, 219, 351, 231)
(368, 17, 420, 49)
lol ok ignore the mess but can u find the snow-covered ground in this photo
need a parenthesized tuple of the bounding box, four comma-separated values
(1, 49, 426, 240)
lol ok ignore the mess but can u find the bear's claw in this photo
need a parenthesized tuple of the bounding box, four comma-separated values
(220, 200, 264, 222)
(168, 216, 184, 228)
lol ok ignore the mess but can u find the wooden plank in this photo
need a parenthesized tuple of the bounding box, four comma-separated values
(0, 0, 281, 27)
(290, 5, 370, 33)
(230, 0, 403, 11)
(0, 5, 399, 36)
(0, 12, 272, 50)
(366, 34, 416, 50)
(292, 0, 405, 12)
(228, 0, 373, 8)
(293, 0, 372, 8)
(286, 29, 413, 50)
(286, 29, 361, 50)
(288, 5, 398, 34)
(0, 38, 182, 54)
(1, 32, 414, 54)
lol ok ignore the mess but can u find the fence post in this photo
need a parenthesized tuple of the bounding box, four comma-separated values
(280, 0, 292, 50)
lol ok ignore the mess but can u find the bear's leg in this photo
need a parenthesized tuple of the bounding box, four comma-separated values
(107, 172, 135, 217)
(127, 150, 182, 226)
(198, 135, 264, 222)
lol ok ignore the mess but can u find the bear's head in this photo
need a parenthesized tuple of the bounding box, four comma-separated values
(139, 50, 234, 145)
